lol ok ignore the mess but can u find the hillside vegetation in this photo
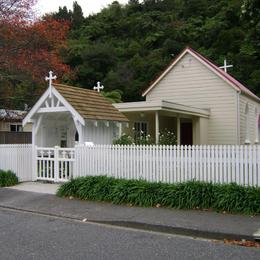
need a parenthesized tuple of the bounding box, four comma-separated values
(1, 0, 259, 108)
(59, 0, 259, 102)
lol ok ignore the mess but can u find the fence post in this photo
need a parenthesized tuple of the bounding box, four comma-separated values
(54, 146, 59, 182)
(32, 145, 37, 181)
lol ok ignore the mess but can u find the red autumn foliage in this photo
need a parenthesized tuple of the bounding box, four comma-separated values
(0, 17, 70, 83)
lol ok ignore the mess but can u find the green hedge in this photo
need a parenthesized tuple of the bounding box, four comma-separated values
(0, 169, 19, 187)
(57, 176, 260, 214)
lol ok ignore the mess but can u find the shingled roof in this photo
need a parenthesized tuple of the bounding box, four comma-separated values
(53, 83, 128, 122)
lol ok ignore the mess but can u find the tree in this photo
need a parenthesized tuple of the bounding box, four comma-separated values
(102, 89, 123, 103)
(0, 13, 70, 108)
(52, 6, 72, 21)
(72, 1, 84, 29)
(0, 0, 37, 21)
(0, 17, 70, 82)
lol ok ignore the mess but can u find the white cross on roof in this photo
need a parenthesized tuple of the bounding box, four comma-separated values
(45, 71, 57, 88)
(219, 59, 233, 73)
(93, 81, 104, 92)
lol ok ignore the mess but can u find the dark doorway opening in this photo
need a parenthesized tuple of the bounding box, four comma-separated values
(180, 121, 193, 145)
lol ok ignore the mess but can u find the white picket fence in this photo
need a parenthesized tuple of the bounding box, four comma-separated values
(0, 144, 33, 181)
(75, 145, 260, 187)
(0, 144, 260, 186)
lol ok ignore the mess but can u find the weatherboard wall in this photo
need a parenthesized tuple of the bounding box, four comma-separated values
(239, 94, 260, 144)
(146, 53, 238, 145)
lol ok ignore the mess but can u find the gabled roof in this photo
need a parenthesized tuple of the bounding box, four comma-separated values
(53, 84, 128, 122)
(142, 47, 260, 102)
(0, 109, 27, 122)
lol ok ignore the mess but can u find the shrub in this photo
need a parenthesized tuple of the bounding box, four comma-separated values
(0, 169, 19, 187)
(113, 134, 134, 145)
(135, 133, 154, 145)
(158, 129, 177, 145)
(57, 176, 260, 214)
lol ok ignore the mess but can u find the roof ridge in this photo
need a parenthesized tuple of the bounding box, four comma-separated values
(53, 83, 100, 95)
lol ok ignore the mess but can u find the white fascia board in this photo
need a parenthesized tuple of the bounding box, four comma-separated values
(37, 107, 69, 113)
(114, 101, 162, 110)
(52, 87, 85, 126)
(117, 106, 162, 113)
(22, 88, 50, 127)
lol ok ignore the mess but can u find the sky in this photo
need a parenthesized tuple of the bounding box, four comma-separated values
(36, 0, 129, 17)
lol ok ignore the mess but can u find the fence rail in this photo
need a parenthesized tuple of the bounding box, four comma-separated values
(0, 144, 32, 181)
(75, 145, 260, 187)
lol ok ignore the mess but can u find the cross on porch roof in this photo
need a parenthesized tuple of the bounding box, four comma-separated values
(45, 71, 57, 88)
(93, 81, 104, 92)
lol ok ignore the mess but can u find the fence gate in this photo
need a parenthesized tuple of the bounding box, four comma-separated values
(36, 147, 75, 182)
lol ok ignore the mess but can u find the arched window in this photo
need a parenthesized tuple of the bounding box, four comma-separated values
(245, 103, 250, 144)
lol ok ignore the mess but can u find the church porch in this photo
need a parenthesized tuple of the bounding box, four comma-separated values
(114, 100, 210, 145)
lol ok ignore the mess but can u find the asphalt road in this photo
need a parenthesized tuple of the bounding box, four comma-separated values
(0, 208, 259, 260)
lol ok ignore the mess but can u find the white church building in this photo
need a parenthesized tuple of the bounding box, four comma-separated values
(23, 72, 128, 148)
(23, 47, 260, 147)
(115, 47, 260, 145)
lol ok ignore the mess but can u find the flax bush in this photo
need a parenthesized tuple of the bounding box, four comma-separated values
(0, 169, 18, 187)
(57, 176, 260, 214)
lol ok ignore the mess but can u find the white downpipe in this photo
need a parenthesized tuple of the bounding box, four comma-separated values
(155, 111, 159, 144)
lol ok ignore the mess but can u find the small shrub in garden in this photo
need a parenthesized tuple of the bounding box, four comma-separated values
(158, 129, 177, 145)
(135, 133, 154, 145)
(113, 134, 133, 145)
(57, 176, 260, 215)
(0, 169, 19, 187)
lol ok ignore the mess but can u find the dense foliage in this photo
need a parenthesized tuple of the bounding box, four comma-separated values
(0, 169, 18, 187)
(0, 0, 70, 109)
(1, 0, 259, 109)
(60, 0, 260, 102)
(57, 176, 260, 214)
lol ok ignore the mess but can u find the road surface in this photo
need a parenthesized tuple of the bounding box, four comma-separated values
(0, 208, 259, 260)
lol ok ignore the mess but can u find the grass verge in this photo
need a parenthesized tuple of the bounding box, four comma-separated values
(57, 176, 260, 214)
